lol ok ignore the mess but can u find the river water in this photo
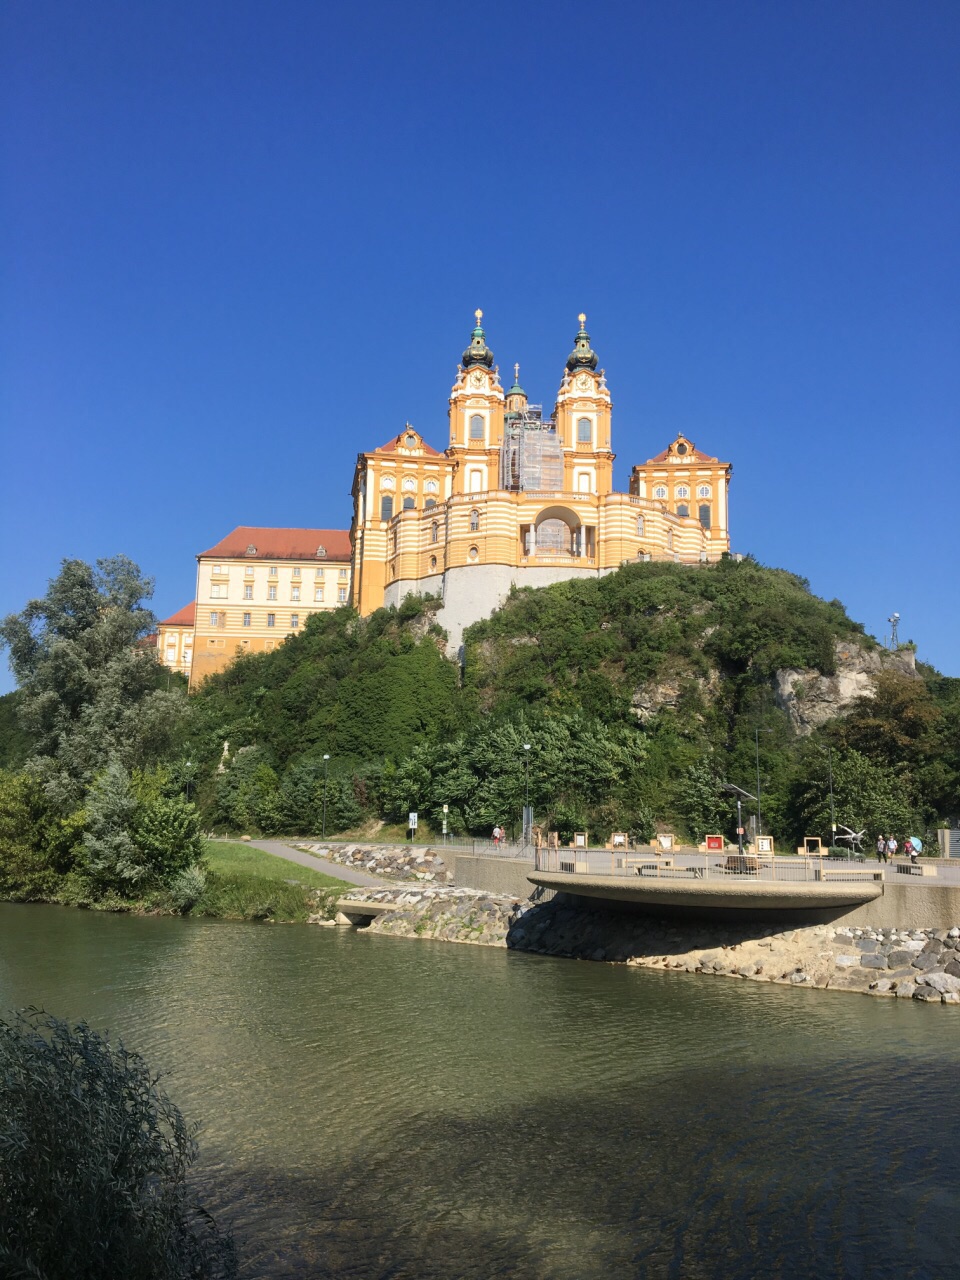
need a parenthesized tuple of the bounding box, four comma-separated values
(1, 903, 958, 1279)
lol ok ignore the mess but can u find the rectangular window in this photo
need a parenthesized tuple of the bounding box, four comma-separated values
(267, 613, 275, 628)
(268, 566, 278, 577)
(291, 586, 300, 602)
(243, 584, 253, 600)
(292, 566, 301, 578)
(245, 566, 254, 577)
(337, 587, 348, 603)
(213, 564, 222, 574)
(209, 612, 218, 626)
(338, 568, 348, 580)
(268, 585, 277, 601)
(209, 583, 228, 599)
(577, 417, 592, 443)
(315, 568, 325, 579)
(243, 613, 251, 627)
(290, 613, 299, 628)
(315, 587, 324, 602)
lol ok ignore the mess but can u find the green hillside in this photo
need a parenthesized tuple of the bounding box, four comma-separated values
(178, 558, 958, 846)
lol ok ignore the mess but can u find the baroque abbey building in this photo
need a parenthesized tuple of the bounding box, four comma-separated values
(350, 314, 732, 648)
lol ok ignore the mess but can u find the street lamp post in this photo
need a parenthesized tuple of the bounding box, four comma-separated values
(322, 754, 331, 840)
(754, 728, 773, 836)
(523, 743, 531, 847)
(827, 745, 836, 848)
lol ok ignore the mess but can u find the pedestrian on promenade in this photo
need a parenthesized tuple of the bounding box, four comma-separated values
(905, 837, 920, 865)
(492, 825, 501, 847)
(876, 834, 888, 863)
(885, 835, 898, 861)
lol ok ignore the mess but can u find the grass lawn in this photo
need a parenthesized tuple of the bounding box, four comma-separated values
(196, 840, 350, 922)
(203, 840, 349, 890)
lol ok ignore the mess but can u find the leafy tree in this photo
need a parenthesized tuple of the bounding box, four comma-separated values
(0, 770, 83, 899)
(785, 748, 921, 844)
(676, 756, 728, 843)
(0, 557, 190, 806)
(80, 759, 145, 894)
(0, 1009, 237, 1279)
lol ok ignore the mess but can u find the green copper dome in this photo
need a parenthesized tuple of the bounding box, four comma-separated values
(565, 313, 599, 372)
(462, 310, 495, 369)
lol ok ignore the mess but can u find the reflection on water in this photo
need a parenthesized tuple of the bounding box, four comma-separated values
(1, 903, 958, 1278)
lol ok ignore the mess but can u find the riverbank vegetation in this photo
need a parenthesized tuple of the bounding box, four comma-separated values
(0, 1009, 237, 1279)
(2, 555, 958, 866)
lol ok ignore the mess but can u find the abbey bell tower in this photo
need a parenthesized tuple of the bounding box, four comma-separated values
(447, 310, 504, 496)
(553, 315, 614, 496)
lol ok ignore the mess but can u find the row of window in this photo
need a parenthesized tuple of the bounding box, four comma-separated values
(652, 484, 712, 500)
(211, 584, 349, 602)
(468, 415, 595, 443)
(380, 476, 440, 493)
(210, 564, 349, 580)
(380, 495, 440, 520)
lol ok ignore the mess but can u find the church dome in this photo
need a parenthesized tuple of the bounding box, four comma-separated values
(565, 313, 599, 372)
(462, 310, 495, 369)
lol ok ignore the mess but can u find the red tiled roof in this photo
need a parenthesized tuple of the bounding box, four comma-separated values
(158, 602, 196, 628)
(374, 429, 442, 457)
(197, 527, 352, 562)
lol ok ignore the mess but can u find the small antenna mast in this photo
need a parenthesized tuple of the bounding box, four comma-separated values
(888, 611, 900, 648)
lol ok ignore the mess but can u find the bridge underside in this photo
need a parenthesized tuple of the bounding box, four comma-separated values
(527, 873, 884, 915)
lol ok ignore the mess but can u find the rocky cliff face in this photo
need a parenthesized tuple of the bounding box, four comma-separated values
(629, 640, 919, 734)
(773, 641, 918, 735)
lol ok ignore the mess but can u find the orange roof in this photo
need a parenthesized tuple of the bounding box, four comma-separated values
(643, 434, 727, 466)
(158, 602, 196, 628)
(374, 428, 442, 457)
(197, 527, 352, 562)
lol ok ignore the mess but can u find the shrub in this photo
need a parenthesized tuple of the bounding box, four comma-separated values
(0, 1009, 237, 1279)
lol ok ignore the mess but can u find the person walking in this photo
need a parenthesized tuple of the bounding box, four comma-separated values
(492, 824, 501, 848)
(876, 834, 887, 863)
(885, 834, 898, 861)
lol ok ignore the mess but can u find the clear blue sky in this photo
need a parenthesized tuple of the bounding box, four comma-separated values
(2, 0, 958, 692)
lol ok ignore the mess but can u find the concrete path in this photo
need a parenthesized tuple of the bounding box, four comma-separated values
(244, 839, 384, 887)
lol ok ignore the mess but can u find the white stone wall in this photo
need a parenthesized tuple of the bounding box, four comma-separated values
(386, 562, 616, 654)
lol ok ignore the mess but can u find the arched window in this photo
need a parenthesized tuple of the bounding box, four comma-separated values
(405, 433, 416, 447)
(677, 503, 689, 518)
(636, 515, 645, 536)
(425, 479, 438, 494)
(402, 477, 416, 491)
(469, 414, 484, 440)
(577, 417, 592, 443)
(676, 485, 689, 499)
(469, 509, 480, 532)
(431, 521, 439, 543)
(654, 485, 667, 500)
(425, 497, 436, 509)
(697, 484, 712, 499)
(402, 496, 415, 510)
(429, 555, 437, 570)
(380, 475, 395, 489)
(380, 495, 394, 521)
(699, 504, 711, 530)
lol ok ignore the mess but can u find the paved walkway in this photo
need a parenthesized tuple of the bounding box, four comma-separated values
(245, 839, 384, 887)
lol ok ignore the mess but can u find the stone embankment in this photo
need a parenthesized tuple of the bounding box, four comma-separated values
(296, 842, 450, 882)
(309, 886, 960, 1005)
(309, 884, 517, 945)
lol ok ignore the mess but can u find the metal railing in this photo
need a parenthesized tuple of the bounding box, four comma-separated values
(531, 847, 960, 885)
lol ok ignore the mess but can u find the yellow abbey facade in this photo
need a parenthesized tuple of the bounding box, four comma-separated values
(350, 314, 732, 648)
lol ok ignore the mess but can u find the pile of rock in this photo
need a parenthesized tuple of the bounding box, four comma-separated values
(296, 842, 449, 882)
(308, 884, 520, 946)
(306, 881, 960, 1007)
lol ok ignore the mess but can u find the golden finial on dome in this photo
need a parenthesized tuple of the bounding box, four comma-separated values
(475, 308, 483, 325)
(578, 312, 587, 329)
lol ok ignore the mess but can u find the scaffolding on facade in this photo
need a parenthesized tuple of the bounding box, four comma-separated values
(499, 406, 564, 493)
